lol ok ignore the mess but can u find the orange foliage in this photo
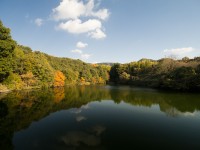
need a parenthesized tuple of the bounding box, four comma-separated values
(91, 64, 98, 67)
(53, 88, 65, 103)
(97, 77, 105, 84)
(80, 77, 85, 84)
(91, 77, 97, 84)
(54, 70, 66, 87)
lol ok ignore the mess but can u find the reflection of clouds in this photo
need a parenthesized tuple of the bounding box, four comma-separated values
(91, 125, 106, 136)
(72, 109, 82, 114)
(71, 104, 90, 114)
(81, 104, 90, 110)
(181, 111, 197, 117)
(165, 107, 197, 117)
(61, 125, 106, 148)
(76, 116, 87, 122)
(61, 131, 100, 147)
(165, 107, 181, 117)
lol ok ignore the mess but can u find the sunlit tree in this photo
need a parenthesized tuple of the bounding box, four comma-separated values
(54, 70, 66, 87)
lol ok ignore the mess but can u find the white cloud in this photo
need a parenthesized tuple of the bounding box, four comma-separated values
(52, 0, 110, 21)
(76, 41, 88, 48)
(81, 54, 91, 59)
(163, 47, 194, 56)
(92, 9, 110, 20)
(58, 19, 101, 34)
(71, 49, 83, 54)
(71, 49, 91, 60)
(89, 28, 106, 39)
(52, 0, 85, 20)
(35, 18, 43, 26)
(84, 0, 94, 17)
(52, 0, 109, 39)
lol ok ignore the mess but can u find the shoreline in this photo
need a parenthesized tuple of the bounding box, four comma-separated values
(0, 89, 11, 93)
(0, 83, 199, 94)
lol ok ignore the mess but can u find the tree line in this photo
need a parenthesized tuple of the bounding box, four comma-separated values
(0, 20, 110, 91)
(109, 58, 200, 91)
(0, 20, 200, 91)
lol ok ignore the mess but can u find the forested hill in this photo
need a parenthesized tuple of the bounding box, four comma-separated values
(0, 20, 200, 92)
(110, 58, 200, 91)
(0, 20, 110, 91)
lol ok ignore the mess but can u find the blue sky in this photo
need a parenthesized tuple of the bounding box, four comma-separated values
(0, 0, 200, 63)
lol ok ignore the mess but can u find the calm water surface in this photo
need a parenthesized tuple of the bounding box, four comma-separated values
(0, 85, 200, 149)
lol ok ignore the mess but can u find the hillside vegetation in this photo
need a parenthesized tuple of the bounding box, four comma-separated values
(0, 20, 200, 92)
(0, 21, 110, 91)
(110, 58, 200, 91)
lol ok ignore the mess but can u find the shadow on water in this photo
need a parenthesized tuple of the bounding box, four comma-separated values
(0, 85, 200, 149)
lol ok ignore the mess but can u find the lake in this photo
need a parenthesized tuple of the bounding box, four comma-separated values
(0, 85, 200, 149)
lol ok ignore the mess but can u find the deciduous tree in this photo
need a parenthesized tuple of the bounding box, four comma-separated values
(54, 71, 66, 87)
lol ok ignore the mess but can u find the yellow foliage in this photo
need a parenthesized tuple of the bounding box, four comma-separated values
(91, 64, 98, 67)
(97, 77, 105, 84)
(54, 70, 66, 87)
(21, 72, 36, 87)
(91, 77, 97, 84)
(0, 84, 9, 92)
(80, 77, 85, 84)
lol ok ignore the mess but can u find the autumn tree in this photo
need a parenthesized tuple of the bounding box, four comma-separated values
(21, 71, 36, 87)
(54, 70, 66, 87)
(80, 77, 86, 85)
(97, 77, 105, 84)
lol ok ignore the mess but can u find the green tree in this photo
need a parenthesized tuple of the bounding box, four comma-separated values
(3, 72, 24, 89)
(0, 20, 16, 81)
(182, 57, 190, 62)
(109, 63, 120, 83)
(0, 20, 16, 57)
(170, 67, 196, 90)
(119, 72, 130, 84)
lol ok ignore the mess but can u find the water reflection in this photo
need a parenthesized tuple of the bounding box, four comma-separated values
(76, 116, 87, 122)
(61, 131, 101, 147)
(0, 85, 200, 149)
(61, 125, 106, 148)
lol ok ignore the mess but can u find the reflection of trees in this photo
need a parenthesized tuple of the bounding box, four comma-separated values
(0, 101, 11, 150)
(53, 87, 65, 103)
(0, 92, 8, 100)
(0, 101, 8, 118)
(0, 85, 200, 149)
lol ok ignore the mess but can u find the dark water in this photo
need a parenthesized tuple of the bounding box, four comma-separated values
(0, 85, 200, 150)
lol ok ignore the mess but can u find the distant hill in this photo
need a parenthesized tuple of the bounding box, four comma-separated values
(97, 62, 116, 66)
